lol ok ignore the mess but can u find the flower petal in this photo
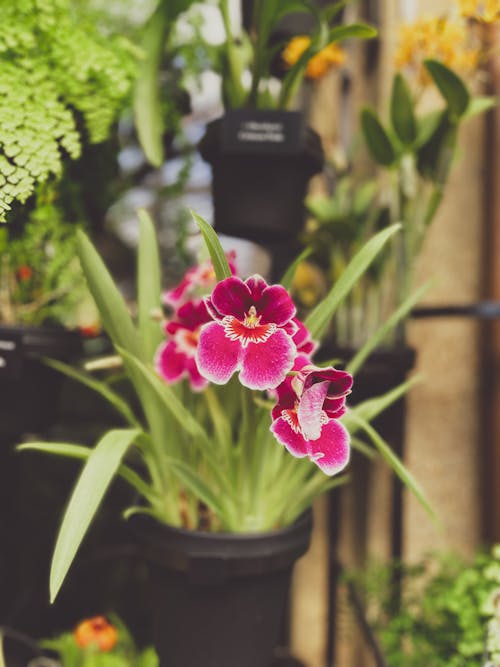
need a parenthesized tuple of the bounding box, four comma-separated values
(155, 341, 187, 384)
(307, 420, 350, 476)
(298, 380, 330, 440)
(211, 277, 251, 318)
(239, 329, 296, 390)
(196, 321, 242, 384)
(258, 285, 296, 326)
(271, 418, 308, 459)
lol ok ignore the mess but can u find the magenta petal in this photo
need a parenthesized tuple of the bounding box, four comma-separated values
(259, 285, 296, 326)
(185, 357, 208, 391)
(211, 277, 251, 318)
(307, 420, 350, 476)
(298, 381, 330, 440)
(196, 321, 242, 384)
(239, 329, 296, 390)
(155, 341, 186, 383)
(271, 418, 308, 458)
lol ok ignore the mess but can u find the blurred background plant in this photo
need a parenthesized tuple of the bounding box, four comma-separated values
(0, 0, 137, 223)
(204, 0, 375, 110)
(0, 185, 98, 330)
(345, 544, 500, 667)
(40, 614, 158, 667)
(298, 2, 498, 349)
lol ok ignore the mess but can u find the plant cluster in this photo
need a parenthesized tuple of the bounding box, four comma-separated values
(203, 0, 375, 110)
(347, 545, 500, 667)
(40, 615, 158, 667)
(302, 3, 498, 346)
(20, 210, 431, 603)
(0, 0, 137, 221)
(0, 187, 97, 329)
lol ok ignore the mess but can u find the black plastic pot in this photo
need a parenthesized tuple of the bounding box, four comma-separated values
(130, 511, 313, 667)
(0, 325, 82, 438)
(199, 110, 324, 244)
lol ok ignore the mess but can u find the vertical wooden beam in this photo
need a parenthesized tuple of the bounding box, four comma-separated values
(481, 23, 500, 543)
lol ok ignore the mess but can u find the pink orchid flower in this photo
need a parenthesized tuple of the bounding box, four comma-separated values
(162, 252, 237, 309)
(196, 275, 298, 390)
(155, 299, 212, 391)
(271, 363, 353, 475)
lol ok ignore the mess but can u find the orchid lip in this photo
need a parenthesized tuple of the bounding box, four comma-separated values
(222, 315, 277, 348)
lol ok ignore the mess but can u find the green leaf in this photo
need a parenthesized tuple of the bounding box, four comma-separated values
(133, 4, 169, 167)
(48, 428, 140, 602)
(344, 375, 421, 430)
(346, 281, 432, 375)
(423, 59, 470, 118)
(167, 458, 227, 520)
(118, 346, 209, 443)
(415, 110, 445, 148)
(347, 414, 437, 522)
(280, 247, 313, 290)
(76, 230, 139, 357)
(137, 209, 163, 361)
(361, 108, 397, 166)
(390, 73, 417, 145)
(328, 23, 377, 41)
(42, 357, 141, 427)
(17, 441, 153, 501)
(305, 223, 401, 340)
(463, 96, 499, 120)
(190, 210, 232, 281)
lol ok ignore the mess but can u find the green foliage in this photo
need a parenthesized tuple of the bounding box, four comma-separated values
(0, 0, 136, 221)
(347, 545, 500, 667)
(0, 188, 93, 327)
(41, 614, 159, 667)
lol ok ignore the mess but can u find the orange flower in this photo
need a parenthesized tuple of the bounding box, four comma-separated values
(282, 35, 346, 79)
(74, 616, 118, 652)
(17, 265, 33, 281)
(458, 0, 500, 23)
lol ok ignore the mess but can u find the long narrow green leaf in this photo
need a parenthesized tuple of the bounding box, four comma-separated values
(280, 247, 313, 290)
(167, 459, 227, 521)
(305, 224, 401, 340)
(345, 375, 421, 431)
(348, 413, 437, 522)
(17, 441, 153, 501)
(42, 357, 141, 427)
(346, 281, 431, 375)
(328, 23, 377, 41)
(48, 428, 140, 602)
(190, 210, 232, 281)
(76, 230, 139, 356)
(133, 3, 169, 167)
(118, 346, 209, 443)
(137, 209, 163, 361)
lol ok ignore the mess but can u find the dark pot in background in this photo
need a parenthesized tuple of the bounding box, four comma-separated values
(131, 510, 313, 667)
(0, 325, 83, 438)
(199, 110, 324, 245)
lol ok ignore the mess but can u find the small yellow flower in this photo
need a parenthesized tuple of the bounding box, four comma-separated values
(394, 16, 480, 84)
(282, 35, 346, 80)
(459, 0, 500, 23)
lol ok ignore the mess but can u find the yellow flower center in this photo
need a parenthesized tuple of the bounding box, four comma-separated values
(243, 306, 262, 329)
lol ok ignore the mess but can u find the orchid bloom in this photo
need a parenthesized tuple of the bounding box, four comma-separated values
(156, 299, 212, 391)
(162, 252, 237, 309)
(271, 361, 353, 475)
(196, 275, 298, 390)
(74, 616, 118, 652)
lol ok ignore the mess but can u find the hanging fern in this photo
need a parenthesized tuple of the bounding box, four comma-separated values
(0, 0, 137, 222)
